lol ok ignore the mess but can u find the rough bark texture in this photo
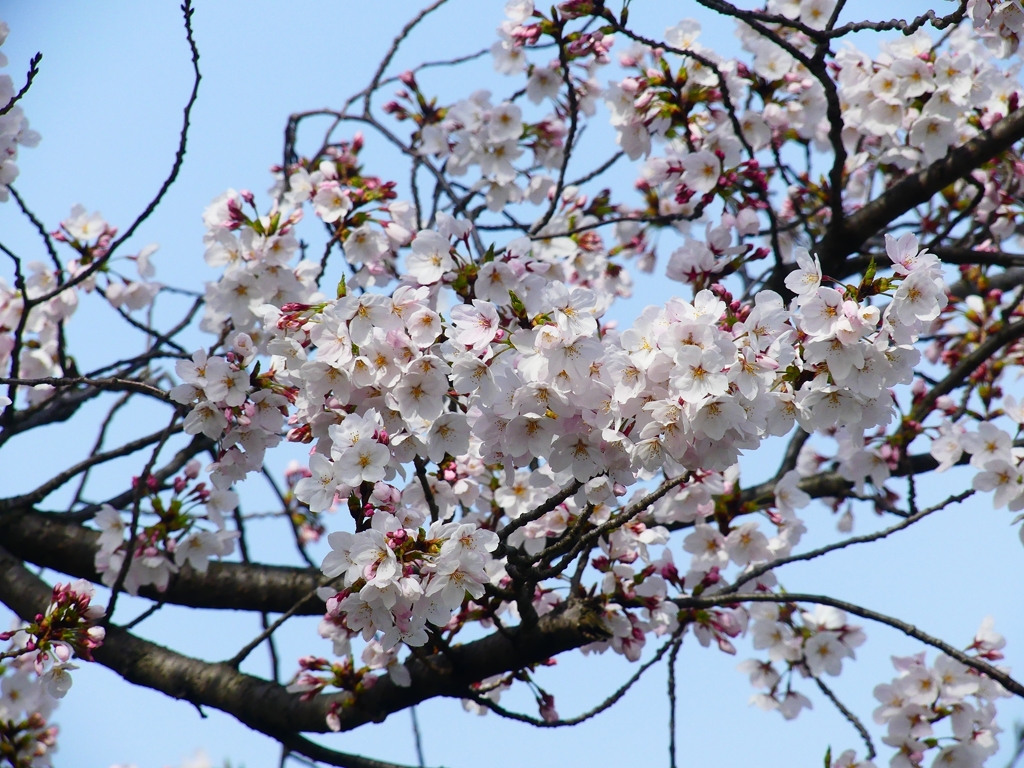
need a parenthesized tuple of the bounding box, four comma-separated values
(0, 543, 609, 735)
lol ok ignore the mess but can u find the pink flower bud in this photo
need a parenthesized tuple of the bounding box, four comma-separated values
(539, 693, 559, 723)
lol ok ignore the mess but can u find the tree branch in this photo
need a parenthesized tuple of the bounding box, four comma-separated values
(0, 53, 42, 118)
(0, 544, 611, 738)
(823, 106, 1024, 277)
(814, 676, 876, 761)
(0, 423, 185, 512)
(677, 592, 1024, 698)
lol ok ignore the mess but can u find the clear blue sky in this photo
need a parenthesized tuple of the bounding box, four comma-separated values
(1, 2, 1022, 767)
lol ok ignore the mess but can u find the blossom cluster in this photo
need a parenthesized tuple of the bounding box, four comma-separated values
(869, 619, 1010, 768)
(314, 515, 500, 653)
(4, 1, 1023, 764)
(738, 604, 865, 720)
(93, 460, 239, 594)
(592, 4, 1024, 280)
(169, 346, 291, 491)
(0, 205, 163, 409)
(51, 206, 163, 315)
(0, 580, 107, 768)
(179, 16, 957, 722)
(833, 22, 1023, 236)
(0, 645, 58, 768)
(931, 396, 1024, 529)
(286, 640, 413, 731)
(967, 0, 1024, 59)
(418, 89, 566, 212)
(0, 21, 40, 203)
(186, 174, 949, 717)
(198, 188, 322, 334)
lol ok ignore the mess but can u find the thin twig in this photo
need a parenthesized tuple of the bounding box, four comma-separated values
(121, 599, 166, 631)
(104, 415, 181, 621)
(27, 0, 202, 303)
(723, 489, 975, 594)
(471, 629, 682, 727)
(668, 638, 682, 768)
(677, 592, 1024, 698)
(411, 707, 426, 768)
(227, 581, 329, 668)
(0, 376, 172, 403)
(361, 0, 451, 115)
(0, 53, 42, 118)
(0, 422, 185, 512)
(814, 676, 876, 760)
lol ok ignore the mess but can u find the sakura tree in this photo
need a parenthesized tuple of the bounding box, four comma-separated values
(2, 1, 1024, 766)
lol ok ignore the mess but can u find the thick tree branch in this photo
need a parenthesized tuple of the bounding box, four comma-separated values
(0, 543, 611, 738)
(0, 508, 324, 614)
(0, 449, 954, 617)
(911, 318, 1024, 423)
(823, 107, 1024, 277)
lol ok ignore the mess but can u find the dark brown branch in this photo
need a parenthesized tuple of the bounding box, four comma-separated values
(0, 449, 958, 618)
(736, 449, 944, 513)
(274, 733, 428, 768)
(844, 246, 1024, 284)
(0, 382, 104, 447)
(829, 2, 968, 38)
(823, 106, 1024, 277)
(0, 544, 611, 737)
(413, 456, 441, 524)
(911, 318, 1024, 422)
(668, 637, 681, 768)
(950, 268, 1024, 298)
(0, 376, 172, 403)
(0, 507, 324, 614)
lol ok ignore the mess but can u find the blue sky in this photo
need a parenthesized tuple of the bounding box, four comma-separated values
(1, 2, 1023, 767)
